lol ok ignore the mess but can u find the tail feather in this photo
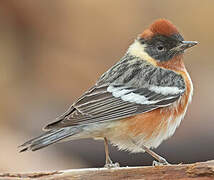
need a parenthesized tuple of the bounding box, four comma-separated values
(19, 129, 57, 148)
(19, 127, 80, 152)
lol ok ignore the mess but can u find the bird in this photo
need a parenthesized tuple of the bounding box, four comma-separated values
(19, 19, 197, 167)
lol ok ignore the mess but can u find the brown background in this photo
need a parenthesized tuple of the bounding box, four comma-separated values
(0, 0, 214, 172)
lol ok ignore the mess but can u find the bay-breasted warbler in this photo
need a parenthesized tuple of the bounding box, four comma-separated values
(20, 19, 197, 167)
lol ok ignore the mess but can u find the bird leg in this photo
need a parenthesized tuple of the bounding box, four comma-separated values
(131, 139, 169, 165)
(140, 144, 170, 166)
(104, 137, 120, 168)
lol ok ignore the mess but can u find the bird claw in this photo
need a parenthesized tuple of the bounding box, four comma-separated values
(104, 162, 120, 168)
(152, 157, 170, 166)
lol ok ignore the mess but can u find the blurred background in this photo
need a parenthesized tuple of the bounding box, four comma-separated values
(0, 0, 214, 173)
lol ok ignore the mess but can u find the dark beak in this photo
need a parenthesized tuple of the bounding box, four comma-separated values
(176, 41, 198, 52)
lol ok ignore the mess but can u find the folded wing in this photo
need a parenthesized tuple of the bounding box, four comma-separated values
(45, 83, 184, 129)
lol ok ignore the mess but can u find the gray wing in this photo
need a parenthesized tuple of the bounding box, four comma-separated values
(45, 84, 184, 129)
(45, 55, 186, 129)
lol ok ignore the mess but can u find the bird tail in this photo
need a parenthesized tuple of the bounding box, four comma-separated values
(19, 127, 80, 152)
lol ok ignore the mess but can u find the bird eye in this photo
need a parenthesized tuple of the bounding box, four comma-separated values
(157, 45, 165, 51)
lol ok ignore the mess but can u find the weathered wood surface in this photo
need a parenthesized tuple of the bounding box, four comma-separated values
(1, 160, 214, 180)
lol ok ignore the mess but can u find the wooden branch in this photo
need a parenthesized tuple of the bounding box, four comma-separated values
(1, 160, 214, 180)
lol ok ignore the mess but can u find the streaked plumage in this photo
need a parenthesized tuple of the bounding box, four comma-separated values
(19, 19, 197, 167)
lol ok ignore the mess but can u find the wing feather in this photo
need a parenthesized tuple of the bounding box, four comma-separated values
(45, 84, 184, 129)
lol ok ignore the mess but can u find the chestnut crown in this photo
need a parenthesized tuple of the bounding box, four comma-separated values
(138, 19, 197, 61)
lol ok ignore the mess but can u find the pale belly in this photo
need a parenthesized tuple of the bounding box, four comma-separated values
(104, 106, 186, 153)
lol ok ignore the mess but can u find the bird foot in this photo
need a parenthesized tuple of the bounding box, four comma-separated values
(104, 162, 120, 168)
(152, 157, 170, 166)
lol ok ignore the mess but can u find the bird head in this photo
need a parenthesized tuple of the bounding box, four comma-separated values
(128, 19, 197, 65)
